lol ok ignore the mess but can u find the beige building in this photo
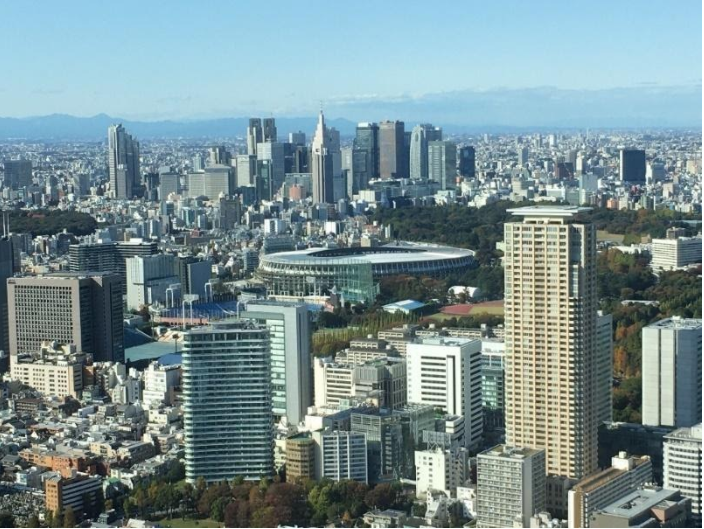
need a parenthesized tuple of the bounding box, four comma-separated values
(567, 452, 653, 528)
(285, 433, 316, 482)
(503, 207, 600, 503)
(10, 342, 86, 398)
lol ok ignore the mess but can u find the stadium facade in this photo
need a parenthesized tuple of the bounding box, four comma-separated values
(256, 242, 475, 303)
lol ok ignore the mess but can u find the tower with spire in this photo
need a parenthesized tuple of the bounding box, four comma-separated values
(311, 110, 341, 204)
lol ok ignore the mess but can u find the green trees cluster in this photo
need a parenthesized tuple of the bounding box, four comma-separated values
(8, 209, 98, 236)
(372, 201, 523, 264)
(312, 310, 417, 357)
(122, 474, 413, 528)
(590, 207, 700, 239)
(598, 249, 702, 422)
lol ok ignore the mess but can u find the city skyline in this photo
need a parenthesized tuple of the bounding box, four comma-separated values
(0, 2, 701, 527)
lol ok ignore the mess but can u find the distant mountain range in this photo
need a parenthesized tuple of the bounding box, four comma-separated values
(0, 84, 700, 139)
(0, 114, 359, 140)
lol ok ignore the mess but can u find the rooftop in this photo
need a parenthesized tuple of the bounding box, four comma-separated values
(665, 423, 702, 441)
(599, 486, 681, 518)
(479, 444, 544, 460)
(261, 241, 473, 265)
(574, 456, 650, 493)
(507, 205, 592, 218)
(646, 317, 702, 330)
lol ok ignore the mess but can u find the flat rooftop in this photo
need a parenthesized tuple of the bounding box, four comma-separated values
(480, 444, 544, 460)
(646, 317, 702, 330)
(599, 486, 680, 517)
(415, 337, 478, 347)
(574, 456, 650, 493)
(507, 205, 592, 218)
(665, 423, 702, 441)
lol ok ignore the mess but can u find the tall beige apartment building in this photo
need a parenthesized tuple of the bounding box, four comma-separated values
(503, 206, 599, 487)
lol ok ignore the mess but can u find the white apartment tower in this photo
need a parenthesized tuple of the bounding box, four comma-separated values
(642, 317, 702, 428)
(503, 206, 599, 482)
(406, 337, 483, 450)
(476, 445, 546, 528)
(182, 319, 273, 483)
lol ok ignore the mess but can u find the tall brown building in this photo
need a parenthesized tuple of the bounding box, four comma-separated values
(379, 121, 407, 179)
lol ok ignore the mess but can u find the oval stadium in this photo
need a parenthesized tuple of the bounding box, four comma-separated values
(256, 242, 475, 303)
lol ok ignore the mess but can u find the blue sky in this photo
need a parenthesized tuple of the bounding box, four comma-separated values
(0, 0, 701, 121)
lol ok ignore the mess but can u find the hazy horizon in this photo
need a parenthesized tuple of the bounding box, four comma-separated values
(0, 0, 700, 125)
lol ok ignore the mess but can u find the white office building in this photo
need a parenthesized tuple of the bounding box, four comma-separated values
(650, 235, 702, 271)
(407, 337, 483, 449)
(663, 423, 702, 524)
(182, 319, 273, 483)
(313, 430, 368, 483)
(186, 164, 234, 199)
(241, 301, 312, 425)
(476, 445, 546, 528)
(642, 317, 702, 428)
(414, 446, 468, 500)
(126, 254, 178, 310)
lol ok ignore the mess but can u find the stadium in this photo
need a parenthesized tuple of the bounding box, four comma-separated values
(256, 242, 475, 303)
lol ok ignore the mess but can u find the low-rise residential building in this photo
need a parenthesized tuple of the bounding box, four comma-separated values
(568, 452, 653, 528)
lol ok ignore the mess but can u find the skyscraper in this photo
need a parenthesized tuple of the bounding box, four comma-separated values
(107, 124, 140, 199)
(241, 301, 312, 425)
(458, 146, 476, 178)
(182, 319, 273, 483)
(351, 122, 379, 194)
(642, 317, 702, 428)
(262, 118, 277, 142)
(247, 118, 263, 156)
(311, 111, 336, 204)
(428, 140, 457, 190)
(256, 141, 286, 193)
(619, 148, 646, 183)
(409, 124, 442, 180)
(503, 206, 599, 485)
(68, 239, 158, 294)
(7, 273, 124, 362)
(207, 146, 231, 166)
(288, 131, 306, 146)
(0, 225, 19, 373)
(379, 120, 406, 179)
(2, 159, 33, 188)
